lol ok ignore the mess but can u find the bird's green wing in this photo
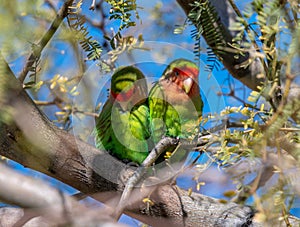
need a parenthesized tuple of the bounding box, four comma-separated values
(95, 99, 113, 151)
(148, 82, 169, 144)
(95, 66, 150, 164)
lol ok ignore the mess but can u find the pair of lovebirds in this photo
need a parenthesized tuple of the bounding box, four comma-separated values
(95, 59, 203, 165)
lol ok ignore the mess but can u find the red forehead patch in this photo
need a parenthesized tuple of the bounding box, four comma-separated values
(173, 66, 199, 79)
(111, 87, 134, 102)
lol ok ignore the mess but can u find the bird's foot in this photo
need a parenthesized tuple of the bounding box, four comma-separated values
(117, 162, 138, 190)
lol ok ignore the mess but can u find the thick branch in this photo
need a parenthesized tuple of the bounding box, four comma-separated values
(1, 53, 121, 195)
(0, 163, 123, 227)
(0, 162, 77, 210)
(176, 0, 265, 91)
(0, 0, 299, 225)
(0, 54, 262, 226)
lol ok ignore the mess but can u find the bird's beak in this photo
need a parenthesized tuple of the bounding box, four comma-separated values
(119, 101, 129, 112)
(183, 77, 193, 94)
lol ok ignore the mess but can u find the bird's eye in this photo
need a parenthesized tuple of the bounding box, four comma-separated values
(174, 70, 179, 76)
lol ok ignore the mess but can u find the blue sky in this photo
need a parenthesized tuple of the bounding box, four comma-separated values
(2, 0, 300, 225)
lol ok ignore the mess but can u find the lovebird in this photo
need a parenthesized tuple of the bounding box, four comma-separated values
(95, 66, 150, 164)
(148, 58, 203, 161)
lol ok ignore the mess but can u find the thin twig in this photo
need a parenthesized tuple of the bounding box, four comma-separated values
(227, 0, 268, 74)
(34, 100, 56, 106)
(44, 0, 57, 12)
(90, 0, 97, 10)
(113, 137, 179, 220)
(18, 0, 75, 83)
(279, 127, 300, 132)
(73, 108, 99, 117)
(84, 0, 110, 47)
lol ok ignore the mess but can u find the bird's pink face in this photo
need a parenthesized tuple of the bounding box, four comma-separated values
(168, 66, 199, 96)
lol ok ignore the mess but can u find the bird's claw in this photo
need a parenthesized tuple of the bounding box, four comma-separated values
(117, 162, 138, 190)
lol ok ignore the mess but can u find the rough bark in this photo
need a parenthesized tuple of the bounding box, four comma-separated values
(0, 0, 299, 226)
(0, 163, 123, 227)
(0, 53, 260, 226)
(176, 0, 266, 92)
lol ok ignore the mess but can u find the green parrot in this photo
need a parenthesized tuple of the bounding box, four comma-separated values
(148, 58, 203, 161)
(95, 66, 150, 164)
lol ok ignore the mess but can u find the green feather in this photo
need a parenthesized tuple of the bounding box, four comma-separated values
(149, 59, 203, 161)
(95, 66, 150, 164)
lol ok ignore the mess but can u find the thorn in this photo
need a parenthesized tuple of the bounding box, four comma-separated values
(89, 0, 96, 10)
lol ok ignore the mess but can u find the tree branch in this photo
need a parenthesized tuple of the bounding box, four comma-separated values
(0, 0, 299, 225)
(176, 0, 265, 92)
(0, 52, 264, 226)
(18, 0, 75, 83)
(1, 53, 121, 195)
(0, 163, 124, 227)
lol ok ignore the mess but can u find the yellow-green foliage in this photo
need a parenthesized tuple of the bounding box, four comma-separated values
(188, 0, 226, 69)
(68, 0, 102, 61)
(105, 0, 140, 48)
